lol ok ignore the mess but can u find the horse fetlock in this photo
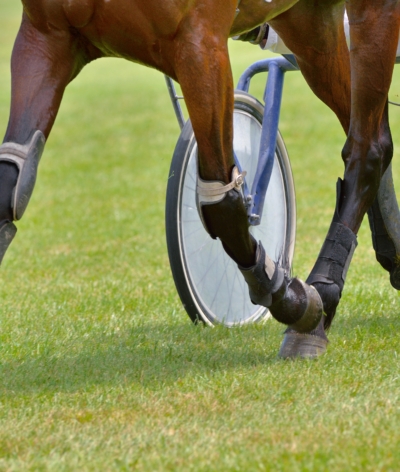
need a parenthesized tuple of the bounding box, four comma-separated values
(0, 220, 17, 266)
(270, 277, 323, 333)
(309, 282, 341, 330)
(239, 242, 323, 333)
(0, 130, 46, 220)
(239, 241, 284, 307)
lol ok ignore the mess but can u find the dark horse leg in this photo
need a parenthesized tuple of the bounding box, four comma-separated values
(270, 0, 400, 357)
(0, 13, 92, 265)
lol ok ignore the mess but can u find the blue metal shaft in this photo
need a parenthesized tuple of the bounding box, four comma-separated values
(249, 60, 285, 224)
(236, 56, 298, 225)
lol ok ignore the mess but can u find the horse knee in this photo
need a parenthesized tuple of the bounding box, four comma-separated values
(342, 129, 393, 181)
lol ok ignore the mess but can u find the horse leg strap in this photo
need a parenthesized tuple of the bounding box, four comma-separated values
(367, 163, 400, 289)
(0, 221, 17, 265)
(196, 166, 246, 237)
(0, 130, 46, 220)
(239, 242, 323, 333)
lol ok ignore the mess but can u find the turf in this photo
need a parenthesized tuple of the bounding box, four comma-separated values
(0, 3, 399, 471)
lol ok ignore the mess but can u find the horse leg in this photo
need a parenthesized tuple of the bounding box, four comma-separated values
(271, 2, 400, 292)
(171, 5, 324, 335)
(0, 13, 91, 265)
(320, 0, 400, 317)
(271, 1, 400, 357)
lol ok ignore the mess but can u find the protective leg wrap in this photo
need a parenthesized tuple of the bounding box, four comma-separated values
(196, 166, 246, 238)
(0, 221, 17, 266)
(239, 242, 323, 333)
(367, 164, 400, 289)
(307, 179, 357, 328)
(0, 130, 46, 220)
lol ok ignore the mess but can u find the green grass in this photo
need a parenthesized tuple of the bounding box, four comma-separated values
(0, 3, 400, 471)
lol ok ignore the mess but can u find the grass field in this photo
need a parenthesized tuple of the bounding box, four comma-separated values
(0, 3, 399, 471)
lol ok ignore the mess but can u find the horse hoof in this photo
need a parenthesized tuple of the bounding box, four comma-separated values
(390, 265, 400, 290)
(278, 331, 328, 359)
(287, 282, 323, 333)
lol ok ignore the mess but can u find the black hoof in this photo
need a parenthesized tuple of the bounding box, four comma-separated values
(278, 331, 328, 359)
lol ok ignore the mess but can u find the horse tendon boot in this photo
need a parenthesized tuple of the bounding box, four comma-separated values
(280, 178, 357, 359)
(0, 131, 45, 265)
(238, 242, 323, 335)
(367, 163, 400, 289)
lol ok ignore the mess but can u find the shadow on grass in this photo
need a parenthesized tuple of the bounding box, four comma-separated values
(1, 302, 398, 396)
(0, 320, 284, 395)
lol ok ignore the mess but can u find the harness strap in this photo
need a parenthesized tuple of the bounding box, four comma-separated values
(196, 166, 247, 237)
(197, 167, 246, 201)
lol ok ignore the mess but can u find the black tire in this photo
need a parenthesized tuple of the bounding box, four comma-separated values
(165, 91, 296, 326)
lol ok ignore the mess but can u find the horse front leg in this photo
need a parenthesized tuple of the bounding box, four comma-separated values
(172, 9, 323, 337)
(0, 13, 91, 265)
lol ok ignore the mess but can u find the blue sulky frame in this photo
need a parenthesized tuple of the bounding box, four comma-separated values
(165, 54, 299, 227)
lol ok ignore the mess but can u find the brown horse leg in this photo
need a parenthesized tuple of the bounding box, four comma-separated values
(0, 13, 90, 264)
(319, 1, 400, 325)
(171, 9, 323, 334)
(171, 6, 257, 268)
(268, 2, 350, 356)
(272, 2, 400, 294)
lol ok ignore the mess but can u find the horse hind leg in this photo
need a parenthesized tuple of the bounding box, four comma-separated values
(270, 1, 400, 357)
(0, 12, 91, 265)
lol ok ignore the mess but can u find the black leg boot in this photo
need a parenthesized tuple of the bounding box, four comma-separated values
(239, 242, 323, 334)
(279, 179, 357, 359)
